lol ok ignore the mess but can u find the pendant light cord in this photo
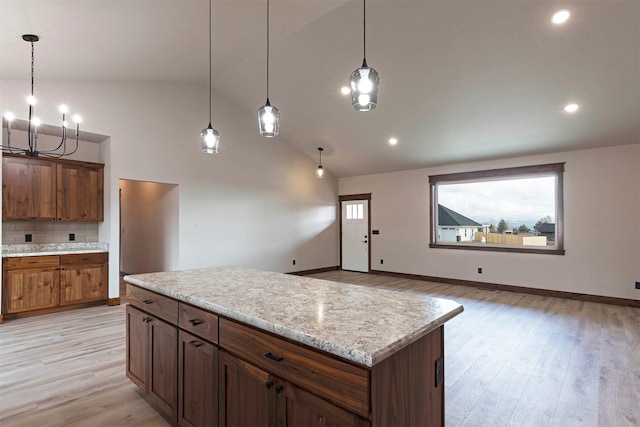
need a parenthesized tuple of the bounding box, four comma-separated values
(208, 0, 212, 122)
(363, 0, 366, 61)
(266, 0, 270, 100)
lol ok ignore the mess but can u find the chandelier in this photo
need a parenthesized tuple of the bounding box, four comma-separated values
(2, 34, 82, 158)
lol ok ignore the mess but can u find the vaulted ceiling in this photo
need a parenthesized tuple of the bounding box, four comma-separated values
(1, 0, 638, 177)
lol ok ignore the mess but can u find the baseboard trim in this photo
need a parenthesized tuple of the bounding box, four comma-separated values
(371, 270, 640, 308)
(107, 297, 121, 306)
(288, 266, 340, 276)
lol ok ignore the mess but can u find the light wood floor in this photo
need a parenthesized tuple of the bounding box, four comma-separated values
(1, 271, 638, 427)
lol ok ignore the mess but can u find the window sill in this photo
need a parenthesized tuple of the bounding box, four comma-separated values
(429, 243, 565, 255)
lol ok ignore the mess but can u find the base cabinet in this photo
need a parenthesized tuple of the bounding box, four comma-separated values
(179, 330, 218, 427)
(219, 351, 272, 427)
(126, 283, 445, 427)
(2, 253, 108, 317)
(126, 305, 178, 421)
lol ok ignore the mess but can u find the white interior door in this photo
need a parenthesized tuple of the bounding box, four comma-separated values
(341, 200, 369, 272)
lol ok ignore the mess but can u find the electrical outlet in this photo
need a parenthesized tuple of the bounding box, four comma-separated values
(477, 267, 483, 274)
(292, 260, 296, 266)
(25, 234, 32, 242)
(380, 259, 384, 264)
(636, 281, 640, 290)
(69, 233, 75, 241)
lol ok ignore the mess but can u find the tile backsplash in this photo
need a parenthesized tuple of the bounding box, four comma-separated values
(2, 221, 99, 244)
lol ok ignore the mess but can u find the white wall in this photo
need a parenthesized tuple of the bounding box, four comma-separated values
(339, 144, 640, 300)
(1, 79, 340, 301)
(120, 179, 179, 275)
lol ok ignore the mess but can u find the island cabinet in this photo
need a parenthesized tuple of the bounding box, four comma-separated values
(2, 252, 108, 318)
(126, 285, 219, 426)
(2, 153, 104, 222)
(125, 280, 450, 427)
(219, 318, 370, 427)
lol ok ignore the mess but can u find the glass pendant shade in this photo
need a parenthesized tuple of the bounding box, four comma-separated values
(201, 123, 220, 154)
(350, 60, 379, 111)
(258, 99, 280, 137)
(316, 147, 324, 179)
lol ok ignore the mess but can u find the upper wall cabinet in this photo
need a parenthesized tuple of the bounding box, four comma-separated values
(2, 154, 104, 222)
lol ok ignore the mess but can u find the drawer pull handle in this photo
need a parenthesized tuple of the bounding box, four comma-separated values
(265, 352, 284, 362)
(142, 300, 153, 304)
(265, 381, 274, 389)
(142, 316, 152, 323)
(275, 385, 284, 394)
(188, 319, 203, 326)
(189, 341, 203, 348)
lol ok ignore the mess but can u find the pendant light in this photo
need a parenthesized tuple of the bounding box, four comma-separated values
(316, 147, 325, 179)
(350, 0, 379, 111)
(257, 0, 280, 137)
(2, 34, 82, 158)
(201, 0, 220, 153)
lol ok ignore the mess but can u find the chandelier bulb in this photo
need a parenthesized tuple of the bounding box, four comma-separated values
(27, 95, 37, 105)
(59, 104, 69, 114)
(4, 112, 15, 122)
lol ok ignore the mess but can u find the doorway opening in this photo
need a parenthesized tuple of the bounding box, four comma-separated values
(119, 179, 179, 280)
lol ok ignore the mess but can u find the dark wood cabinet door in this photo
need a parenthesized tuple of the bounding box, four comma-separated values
(2, 156, 57, 220)
(219, 351, 274, 427)
(179, 330, 218, 427)
(2, 267, 59, 313)
(57, 163, 104, 221)
(59, 264, 106, 305)
(149, 316, 178, 422)
(126, 305, 149, 391)
(283, 382, 369, 427)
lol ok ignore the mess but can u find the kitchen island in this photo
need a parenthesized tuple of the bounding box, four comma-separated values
(124, 266, 463, 426)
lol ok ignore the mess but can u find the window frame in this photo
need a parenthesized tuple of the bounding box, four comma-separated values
(429, 163, 565, 255)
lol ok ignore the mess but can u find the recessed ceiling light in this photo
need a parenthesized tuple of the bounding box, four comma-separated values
(389, 138, 398, 146)
(552, 10, 570, 25)
(564, 103, 579, 113)
(340, 86, 350, 95)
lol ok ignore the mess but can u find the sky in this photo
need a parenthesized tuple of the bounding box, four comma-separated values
(437, 176, 556, 227)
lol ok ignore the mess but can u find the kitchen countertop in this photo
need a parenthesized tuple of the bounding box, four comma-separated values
(2, 242, 109, 257)
(124, 266, 464, 367)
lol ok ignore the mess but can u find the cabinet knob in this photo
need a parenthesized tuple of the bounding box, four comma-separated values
(275, 385, 283, 394)
(188, 319, 203, 326)
(142, 299, 153, 305)
(265, 381, 274, 389)
(189, 341, 203, 348)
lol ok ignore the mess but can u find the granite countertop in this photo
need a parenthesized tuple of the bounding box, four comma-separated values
(2, 242, 109, 257)
(124, 266, 464, 367)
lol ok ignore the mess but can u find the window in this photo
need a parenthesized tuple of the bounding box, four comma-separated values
(346, 203, 364, 220)
(429, 163, 565, 255)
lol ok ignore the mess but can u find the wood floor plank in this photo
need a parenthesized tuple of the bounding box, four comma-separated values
(1, 270, 638, 426)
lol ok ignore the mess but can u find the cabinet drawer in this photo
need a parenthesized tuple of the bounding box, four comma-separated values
(60, 252, 108, 266)
(3, 256, 60, 270)
(127, 285, 178, 324)
(219, 318, 369, 417)
(179, 303, 218, 344)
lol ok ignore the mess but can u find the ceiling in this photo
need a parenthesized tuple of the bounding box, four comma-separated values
(1, 0, 638, 177)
